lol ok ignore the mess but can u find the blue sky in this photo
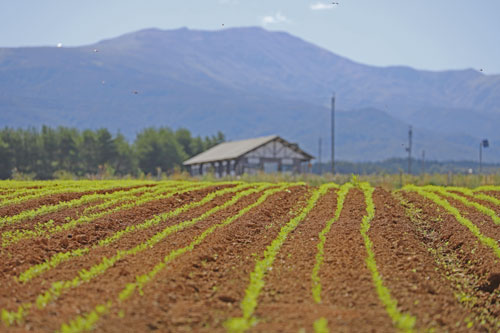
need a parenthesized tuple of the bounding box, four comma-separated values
(2, 0, 499, 73)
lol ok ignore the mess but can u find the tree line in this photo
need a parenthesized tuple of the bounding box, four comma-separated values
(0, 126, 225, 179)
(312, 158, 500, 175)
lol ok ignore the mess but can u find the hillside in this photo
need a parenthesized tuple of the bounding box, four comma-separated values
(0, 27, 499, 161)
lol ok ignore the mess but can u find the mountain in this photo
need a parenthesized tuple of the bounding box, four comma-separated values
(0, 27, 499, 162)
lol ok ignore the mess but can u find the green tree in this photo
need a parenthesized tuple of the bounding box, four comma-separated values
(135, 127, 187, 175)
(95, 128, 117, 167)
(56, 127, 79, 174)
(0, 136, 12, 179)
(190, 136, 205, 156)
(175, 128, 194, 157)
(203, 131, 225, 150)
(39, 126, 59, 179)
(113, 133, 136, 175)
(79, 129, 98, 174)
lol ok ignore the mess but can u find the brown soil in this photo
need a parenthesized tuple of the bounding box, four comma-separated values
(449, 190, 500, 216)
(0, 185, 168, 237)
(0, 184, 155, 218)
(313, 189, 395, 332)
(434, 193, 500, 241)
(370, 189, 474, 331)
(400, 191, 500, 330)
(249, 188, 339, 332)
(1, 184, 499, 332)
(4, 186, 305, 332)
(0, 198, 106, 236)
(90, 186, 309, 333)
(0, 184, 231, 283)
(480, 190, 500, 200)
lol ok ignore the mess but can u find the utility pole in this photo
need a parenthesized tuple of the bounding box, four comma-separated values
(318, 137, 322, 175)
(421, 150, 425, 175)
(479, 142, 482, 173)
(331, 93, 335, 175)
(405, 126, 413, 174)
(479, 139, 489, 173)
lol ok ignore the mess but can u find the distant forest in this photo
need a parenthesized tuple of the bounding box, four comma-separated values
(0, 126, 498, 180)
(0, 126, 225, 179)
(312, 159, 500, 175)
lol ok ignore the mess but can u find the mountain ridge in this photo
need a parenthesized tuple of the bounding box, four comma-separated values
(0, 26, 499, 162)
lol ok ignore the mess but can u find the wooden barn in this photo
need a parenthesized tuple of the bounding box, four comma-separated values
(183, 135, 313, 177)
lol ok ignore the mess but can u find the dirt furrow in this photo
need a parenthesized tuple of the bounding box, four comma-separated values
(0, 189, 240, 314)
(87, 186, 309, 333)
(400, 191, 500, 330)
(449, 191, 500, 216)
(0, 185, 229, 285)
(0, 184, 155, 218)
(0, 185, 174, 238)
(370, 189, 474, 331)
(480, 191, 500, 200)
(247, 188, 337, 332)
(435, 194, 500, 240)
(312, 188, 394, 332)
(0, 198, 106, 236)
(6, 187, 302, 332)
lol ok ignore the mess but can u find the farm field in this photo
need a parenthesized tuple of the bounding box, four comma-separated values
(0, 180, 499, 332)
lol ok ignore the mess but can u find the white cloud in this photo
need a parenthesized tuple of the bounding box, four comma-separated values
(310, 2, 337, 10)
(219, 0, 239, 4)
(261, 12, 289, 26)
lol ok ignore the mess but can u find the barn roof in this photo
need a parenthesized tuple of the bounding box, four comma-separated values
(183, 135, 313, 165)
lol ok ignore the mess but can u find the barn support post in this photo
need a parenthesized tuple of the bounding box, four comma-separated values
(218, 162, 223, 178)
(210, 162, 216, 176)
(293, 159, 301, 174)
(226, 160, 231, 177)
(199, 163, 203, 176)
(235, 158, 243, 176)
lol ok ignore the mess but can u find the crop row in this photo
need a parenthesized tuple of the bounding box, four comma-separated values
(422, 186, 500, 225)
(1, 181, 213, 247)
(57, 184, 292, 332)
(0, 181, 102, 200)
(404, 185, 500, 260)
(0, 182, 178, 229)
(359, 182, 416, 332)
(311, 182, 351, 304)
(0, 180, 155, 191)
(1, 182, 268, 327)
(310, 182, 351, 333)
(16, 182, 250, 283)
(225, 183, 337, 332)
(0, 180, 154, 210)
(447, 186, 500, 207)
(472, 185, 500, 193)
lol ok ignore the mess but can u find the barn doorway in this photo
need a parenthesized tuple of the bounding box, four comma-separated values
(263, 161, 279, 173)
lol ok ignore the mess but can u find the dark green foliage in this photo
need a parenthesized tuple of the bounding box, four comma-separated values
(135, 128, 186, 175)
(0, 126, 223, 179)
(0, 136, 12, 179)
(313, 158, 500, 175)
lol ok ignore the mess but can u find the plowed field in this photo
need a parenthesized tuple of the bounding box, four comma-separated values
(0, 180, 499, 332)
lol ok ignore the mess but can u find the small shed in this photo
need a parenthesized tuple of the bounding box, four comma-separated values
(183, 135, 313, 177)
